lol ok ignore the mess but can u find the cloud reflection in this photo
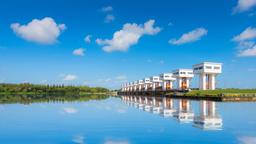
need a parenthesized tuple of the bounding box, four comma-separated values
(63, 107, 78, 114)
(72, 135, 85, 144)
(239, 136, 256, 144)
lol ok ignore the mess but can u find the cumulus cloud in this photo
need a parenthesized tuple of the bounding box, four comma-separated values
(63, 74, 78, 81)
(238, 136, 256, 144)
(73, 48, 85, 56)
(63, 107, 78, 114)
(84, 35, 92, 43)
(233, 27, 256, 42)
(104, 14, 115, 23)
(233, 27, 256, 56)
(233, 0, 256, 13)
(101, 6, 113, 12)
(11, 17, 66, 44)
(239, 45, 256, 56)
(115, 75, 127, 81)
(96, 19, 160, 52)
(169, 27, 207, 45)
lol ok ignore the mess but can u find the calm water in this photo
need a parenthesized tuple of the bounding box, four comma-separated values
(0, 96, 256, 144)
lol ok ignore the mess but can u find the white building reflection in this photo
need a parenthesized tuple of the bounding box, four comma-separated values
(173, 99, 194, 123)
(193, 100, 223, 130)
(121, 96, 223, 131)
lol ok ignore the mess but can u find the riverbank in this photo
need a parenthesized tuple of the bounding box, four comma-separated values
(167, 89, 256, 101)
(119, 89, 256, 102)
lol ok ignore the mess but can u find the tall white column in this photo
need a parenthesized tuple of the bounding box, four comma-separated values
(145, 84, 148, 91)
(186, 78, 190, 89)
(139, 97, 142, 103)
(162, 81, 167, 91)
(170, 81, 173, 89)
(200, 73, 206, 90)
(177, 78, 182, 89)
(145, 97, 148, 104)
(139, 85, 142, 91)
(209, 74, 216, 90)
(152, 83, 156, 91)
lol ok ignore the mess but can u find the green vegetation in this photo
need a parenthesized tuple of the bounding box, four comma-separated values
(184, 89, 256, 97)
(0, 83, 109, 95)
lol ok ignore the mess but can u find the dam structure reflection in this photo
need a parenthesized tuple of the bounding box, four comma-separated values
(121, 95, 223, 130)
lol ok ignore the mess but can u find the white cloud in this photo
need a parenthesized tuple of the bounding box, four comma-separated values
(73, 48, 85, 56)
(63, 107, 78, 114)
(72, 135, 85, 144)
(104, 14, 115, 23)
(11, 17, 66, 44)
(233, 0, 256, 13)
(96, 19, 161, 52)
(63, 74, 77, 81)
(238, 136, 256, 144)
(239, 45, 256, 56)
(115, 75, 127, 81)
(169, 27, 207, 45)
(233, 27, 256, 57)
(101, 6, 113, 12)
(104, 140, 129, 144)
(233, 27, 256, 42)
(84, 35, 92, 43)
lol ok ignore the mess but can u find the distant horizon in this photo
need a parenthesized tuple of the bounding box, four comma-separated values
(0, 0, 256, 89)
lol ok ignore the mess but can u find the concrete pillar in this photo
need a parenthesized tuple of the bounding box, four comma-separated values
(139, 85, 142, 91)
(145, 84, 148, 91)
(170, 81, 173, 89)
(139, 97, 142, 103)
(209, 74, 216, 90)
(162, 81, 167, 91)
(200, 73, 206, 90)
(177, 78, 182, 89)
(152, 83, 156, 91)
(186, 78, 190, 89)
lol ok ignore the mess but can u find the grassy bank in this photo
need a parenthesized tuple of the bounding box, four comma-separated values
(184, 89, 256, 97)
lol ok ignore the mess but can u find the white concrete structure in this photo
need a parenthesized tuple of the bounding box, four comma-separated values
(150, 76, 162, 91)
(138, 80, 144, 91)
(129, 82, 133, 92)
(159, 73, 176, 91)
(133, 81, 138, 91)
(143, 78, 151, 91)
(193, 62, 222, 90)
(173, 69, 194, 90)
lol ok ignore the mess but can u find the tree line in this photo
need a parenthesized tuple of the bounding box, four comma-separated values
(0, 83, 109, 94)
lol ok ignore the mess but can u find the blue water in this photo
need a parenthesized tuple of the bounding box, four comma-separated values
(0, 96, 256, 144)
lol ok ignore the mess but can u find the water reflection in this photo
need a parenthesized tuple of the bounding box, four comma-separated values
(122, 95, 223, 131)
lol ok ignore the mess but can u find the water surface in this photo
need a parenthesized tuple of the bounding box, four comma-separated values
(0, 96, 255, 144)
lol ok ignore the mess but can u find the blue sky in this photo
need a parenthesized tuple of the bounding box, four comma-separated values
(0, 0, 256, 89)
